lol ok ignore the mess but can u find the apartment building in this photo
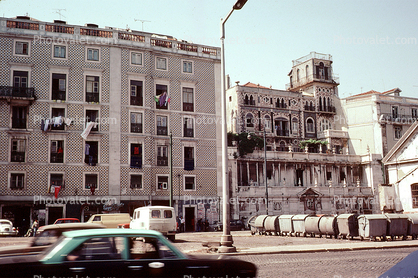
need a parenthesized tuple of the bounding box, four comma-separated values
(226, 52, 379, 220)
(341, 88, 418, 157)
(0, 16, 221, 233)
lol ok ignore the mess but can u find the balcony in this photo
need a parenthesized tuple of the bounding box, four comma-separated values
(0, 86, 35, 100)
(318, 105, 336, 114)
(157, 126, 168, 136)
(86, 92, 99, 103)
(286, 74, 340, 91)
(11, 152, 25, 162)
(52, 90, 66, 101)
(184, 159, 194, 171)
(379, 113, 418, 125)
(275, 130, 289, 137)
(157, 156, 168, 166)
(131, 123, 143, 133)
(184, 128, 194, 138)
(130, 156, 142, 168)
(50, 153, 63, 163)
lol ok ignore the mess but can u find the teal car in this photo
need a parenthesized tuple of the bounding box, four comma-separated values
(0, 228, 257, 278)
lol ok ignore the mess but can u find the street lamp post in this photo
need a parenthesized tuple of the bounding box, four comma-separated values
(264, 129, 268, 215)
(219, 0, 248, 254)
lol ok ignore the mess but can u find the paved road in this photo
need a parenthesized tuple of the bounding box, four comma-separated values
(234, 247, 416, 278)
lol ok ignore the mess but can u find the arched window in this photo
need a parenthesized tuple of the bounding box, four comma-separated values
(249, 95, 254, 105)
(292, 117, 298, 133)
(306, 118, 315, 133)
(320, 119, 331, 132)
(297, 69, 300, 82)
(244, 95, 249, 105)
(246, 113, 254, 128)
(264, 115, 271, 130)
(306, 65, 309, 79)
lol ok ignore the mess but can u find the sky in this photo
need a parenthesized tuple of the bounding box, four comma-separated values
(1, 0, 418, 99)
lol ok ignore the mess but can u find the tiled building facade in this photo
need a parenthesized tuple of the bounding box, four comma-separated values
(0, 16, 221, 233)
(226, 52, 380, 220)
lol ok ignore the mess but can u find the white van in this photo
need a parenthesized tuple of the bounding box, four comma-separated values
(130, 206, 176, 241)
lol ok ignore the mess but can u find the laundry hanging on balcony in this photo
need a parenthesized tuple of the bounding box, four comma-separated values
(154, 92, 170, 107)
(81, 121, 97, 140)
(41, 116, 73, 132)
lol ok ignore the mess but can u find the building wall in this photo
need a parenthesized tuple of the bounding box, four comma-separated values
(0, 16, 221, 230)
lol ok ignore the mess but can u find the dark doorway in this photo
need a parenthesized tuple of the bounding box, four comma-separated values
(185, 207, 195, 232)
(48, 206, 63, 224)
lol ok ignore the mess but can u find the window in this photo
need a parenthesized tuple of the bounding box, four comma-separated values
(246, 113, 254, 128)
(320, 119, 331, 132)
(51, 108, 66, 131)
(10, 173, 25, 190)
(184, 147, 194, 171)
(86, 110, 99, 131)
(412, 184, 418, 208)
(157, 145, 168, 166)
(84, 141, 98, 166)
(157, 176, 168, 190)
(156, 57, 167, 70)
(86, 76, 100, 102)
(50, 140, 64, 163)
(183, 60, 193, 73)
(412, 108, 418, 119)
(49, 173, 64, 193)
(52, 73, 66, 101)
(155, 84, 169, 109)
(292, 118, 298, 134)
(130, 174, 143, 189)
(264, 115, 271, 131)
(394, 125, 402, 139)
(66, 236, 123, 261)
(15, 41, 29, 56)
(130, 80, 143, 106)
(13, 71, 28, 89)
(185, 176, 195, 190)
(131, 52, 143, 65)
(130, 143, 142, 168)
(306, 118, 315, 133)
(84, 173, 98, 190)
(12, 106, 27, 129)
(392, 106, 399, 119)
(157, 115, 168, 135)
(184, 117, 194, 137)
(53, 45, 66, 58)
(182, 87, 194, 111)
(130, 112, 143, 133)
(11, 139, 25, 162)
(87, 48, 99, 61)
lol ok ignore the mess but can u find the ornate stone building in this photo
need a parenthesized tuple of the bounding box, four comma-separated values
(226, 52, 379, 220)
(0, 16, 221, 233)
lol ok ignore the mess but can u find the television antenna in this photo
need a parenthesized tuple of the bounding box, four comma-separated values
(134, 19, 151, 31)
(54, 9, 66, 20)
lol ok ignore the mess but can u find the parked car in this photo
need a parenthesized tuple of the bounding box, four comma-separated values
(53, 218, 80, 224)
(0, 228, 257, 278)
(0, 219, 18, 236)
(216, 219, 246, 231)
(0, 223, 105, 258)
(86, 213, 131, 228)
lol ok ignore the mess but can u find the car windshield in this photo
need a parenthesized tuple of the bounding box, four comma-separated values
(32, 230, 60, 246)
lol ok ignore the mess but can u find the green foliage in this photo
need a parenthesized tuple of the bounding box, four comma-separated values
(231, 132, 264, 157)
(299, 139, 327, 149)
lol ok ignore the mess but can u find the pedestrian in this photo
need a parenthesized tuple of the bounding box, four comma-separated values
(180, 216, 185, 233)
(31, 219, 39, 236)
(197, 218, 202, 232)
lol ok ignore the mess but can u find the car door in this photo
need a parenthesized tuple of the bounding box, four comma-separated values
(57, 236, 129, 278)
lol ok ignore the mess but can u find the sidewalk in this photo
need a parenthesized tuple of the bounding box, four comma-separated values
(173, 231, 418, 256)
